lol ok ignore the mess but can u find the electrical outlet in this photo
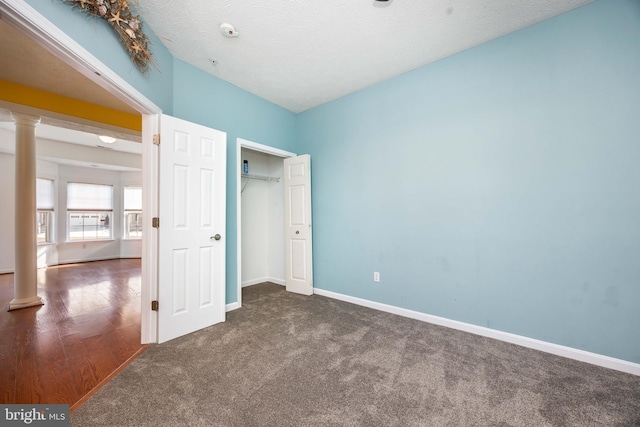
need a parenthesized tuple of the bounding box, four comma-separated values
(373, 272, 380, 282)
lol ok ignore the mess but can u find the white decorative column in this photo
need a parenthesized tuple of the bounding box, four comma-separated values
(9, 113, 44, 311)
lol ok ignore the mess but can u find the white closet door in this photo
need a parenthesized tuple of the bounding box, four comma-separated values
(284, 154, 313, 295)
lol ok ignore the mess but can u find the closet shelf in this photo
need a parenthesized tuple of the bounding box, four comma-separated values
(241, 173, 280, 194)
(241, 173, 280, 183)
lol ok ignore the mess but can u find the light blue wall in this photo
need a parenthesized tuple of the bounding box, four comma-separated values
(24, 0, 640, 363)
(24, 0, 173, 112)
(172, 59, 297, 304)
(296, 0, 640, 363)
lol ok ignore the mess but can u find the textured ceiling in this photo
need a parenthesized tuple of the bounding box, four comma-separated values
(135, 0, 593, 113)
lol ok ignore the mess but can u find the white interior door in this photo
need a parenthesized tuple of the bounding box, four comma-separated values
(284, 154, 313, 295)
(158, 114, 226, 343)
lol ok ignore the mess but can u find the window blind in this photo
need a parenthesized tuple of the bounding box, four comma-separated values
(37, 178, 54, 210)
(67, 183, 113, 210)
(124, 186, 142, 211)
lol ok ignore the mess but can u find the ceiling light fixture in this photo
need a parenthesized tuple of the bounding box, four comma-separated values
(98, 135, 116, 144)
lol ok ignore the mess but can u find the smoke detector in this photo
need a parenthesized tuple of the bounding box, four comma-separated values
(220, 22, 239, 38)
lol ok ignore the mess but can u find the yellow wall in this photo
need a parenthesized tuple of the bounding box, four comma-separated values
(0, 80, 141, 132)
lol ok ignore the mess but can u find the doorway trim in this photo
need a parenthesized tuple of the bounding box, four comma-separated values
(236, 138, 295, 308)
(1, 0, 162, 343)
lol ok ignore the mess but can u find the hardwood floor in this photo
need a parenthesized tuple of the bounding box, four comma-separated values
(0, 259, 145, 408)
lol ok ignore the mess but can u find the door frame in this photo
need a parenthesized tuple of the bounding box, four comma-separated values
(236, 138, 295, 308)
(1, 0, 162, 343)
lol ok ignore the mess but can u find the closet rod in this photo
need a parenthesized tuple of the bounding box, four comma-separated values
(241, 173, 280, 183)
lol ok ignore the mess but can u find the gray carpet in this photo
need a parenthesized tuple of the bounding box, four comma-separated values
(71, 283, 640, 426)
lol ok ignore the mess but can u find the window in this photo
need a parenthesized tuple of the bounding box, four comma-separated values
(37, 178, 54, 244)
(124, 186, 142, 239)
(67, 183, 113, 241)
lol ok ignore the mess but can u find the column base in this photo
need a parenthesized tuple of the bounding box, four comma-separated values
(8, 296, 44, 311)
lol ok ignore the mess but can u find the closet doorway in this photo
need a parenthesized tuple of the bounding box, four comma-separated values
(237, 139, 296, 304)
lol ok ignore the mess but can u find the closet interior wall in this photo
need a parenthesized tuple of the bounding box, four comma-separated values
(240, 148, 285, 287)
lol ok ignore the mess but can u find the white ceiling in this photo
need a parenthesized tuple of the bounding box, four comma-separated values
(135, 0, 593, 113)
(0, 121, 141, 154)
(0, 121, 142, 171)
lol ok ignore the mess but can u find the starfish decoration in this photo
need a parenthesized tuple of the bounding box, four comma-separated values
(131, 42, 143, 53)
(109, 11, 126, 26)
(60, 0, 156, 74)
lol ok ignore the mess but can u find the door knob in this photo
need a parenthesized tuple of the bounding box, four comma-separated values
(211, 234, 221, 241)
(295, 230, 300, 235)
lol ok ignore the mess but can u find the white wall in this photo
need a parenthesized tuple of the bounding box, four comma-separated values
(0, 153, 16, 273)
(267, 155, 285, 282)
(240, 149, 285, 286)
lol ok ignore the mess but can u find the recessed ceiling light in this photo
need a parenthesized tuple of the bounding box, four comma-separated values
(98, 135, 116, 144)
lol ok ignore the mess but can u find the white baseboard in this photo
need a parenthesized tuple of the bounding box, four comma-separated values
(313, 288, 640, 377)
(242, 277, 269, 287)
(226, 302, 241, 312)
(58, 256, 120, 265)
(242, 277, 285, 287)
(0, 257, 132, 273)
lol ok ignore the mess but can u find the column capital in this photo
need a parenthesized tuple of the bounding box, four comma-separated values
(11, 112, 41, 126)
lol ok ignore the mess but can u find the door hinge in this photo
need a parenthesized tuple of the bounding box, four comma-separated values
(152, 217, 160, 228)
(151, 300, 159, 311)
(153, 134, 160, 145)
